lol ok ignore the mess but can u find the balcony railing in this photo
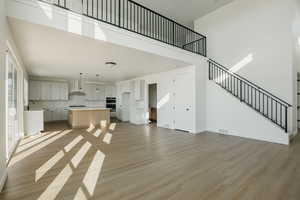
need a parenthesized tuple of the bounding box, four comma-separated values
(39, 0, 207, 56)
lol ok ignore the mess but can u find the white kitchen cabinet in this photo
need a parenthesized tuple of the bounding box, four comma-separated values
(24, 110, 44, 135)
(60, 83, 69, 100)
(134, 80, 145, 101)
(105, 85, 116, 97)
(29, 80, 69, 101)
(85, 83, 105, 101)
(41, 82, 52, 100)
(29, 80, 41, 100)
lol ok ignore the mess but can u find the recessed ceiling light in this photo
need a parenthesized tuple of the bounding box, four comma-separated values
(105, 62, 117, 68)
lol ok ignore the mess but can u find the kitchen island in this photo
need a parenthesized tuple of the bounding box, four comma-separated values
(68, 108, 110, 128)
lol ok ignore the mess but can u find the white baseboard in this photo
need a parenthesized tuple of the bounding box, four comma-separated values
(0, 169, 8, 192)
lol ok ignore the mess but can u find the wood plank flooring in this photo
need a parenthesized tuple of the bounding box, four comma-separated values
(0, 121, 300, 200)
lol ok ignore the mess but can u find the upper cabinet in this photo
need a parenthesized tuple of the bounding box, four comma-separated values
(134, 80, 145, 101)
(29, 80, 69, 101)
(29, 80, 41, 100)
(85, 83, 105, 101)
(105, 85, 116, 97)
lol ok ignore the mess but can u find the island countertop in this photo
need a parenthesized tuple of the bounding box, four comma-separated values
(68, 107, 110, 111)
(68, 108, 110, 128)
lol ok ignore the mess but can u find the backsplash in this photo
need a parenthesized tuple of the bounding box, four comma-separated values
(29, 95, 106, 110)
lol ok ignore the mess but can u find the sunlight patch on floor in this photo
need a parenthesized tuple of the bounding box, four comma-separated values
(9, 130, 72, 167)
(37, 164, 73, 200)
(93, 129, 102, 137)
(86, 124, 95, 133)
(73, 188, 87, 200)
(103, 133, 112, 144)
(83, 150, 105, 196)
(64, 135, 83, 152)
(101, 120, 107, 128)
(109, 123, 116, 131)
(16, 131, 61, 153)
(35, 135, 84, 182)
(35, 150, 64, 182)
(71, 142, 92, 168)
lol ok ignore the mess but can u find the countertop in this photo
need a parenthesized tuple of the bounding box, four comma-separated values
(68, 107, 110, 111)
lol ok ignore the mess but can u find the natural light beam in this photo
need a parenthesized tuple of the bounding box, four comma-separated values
(109, 123, 116, 131)
(19, 133, 48, 146)
(103, 133, 112, 144)
(68, 13, 82, 35)
(38, 2, 53, 19)
(94, 22, 107, 41)
(37, 164, 73, 200)
(64, 135, 83, 152)
(86, 124, 95, 133)
(35, 135, 84, 182)
(157, 93, 170, 109)
(16, 131, 61, 153)
(214, 54, 253, 84)
(73, 188, 87, 200)
(93, 129, 102, 137)
(71, 142, 92, 168)
(35, 151, 64, 182)
(101, 120, 107, 128)
(229, 54, 253, 73)
(9, 130, 72, 167)
(83, 151, 105, 196)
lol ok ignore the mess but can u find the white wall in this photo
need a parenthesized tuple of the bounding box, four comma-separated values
(116, 65, 206, 133)
(292, 0, 300, 134)
(194, 0, 295, 137)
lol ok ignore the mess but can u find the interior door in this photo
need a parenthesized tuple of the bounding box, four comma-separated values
(174, 73, 193, 132)
(121, 93, 130, 122)
(6, 53, 19, 159)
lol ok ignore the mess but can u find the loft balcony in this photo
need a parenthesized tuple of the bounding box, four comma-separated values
(37, 0, 207, 56)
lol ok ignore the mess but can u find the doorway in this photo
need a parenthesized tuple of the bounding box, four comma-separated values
(174, 73, 193, 132)
(121, 93, 130, 122)
(148, 84, 157, 124)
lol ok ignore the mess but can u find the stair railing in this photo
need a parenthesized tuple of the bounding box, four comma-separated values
(208, 59, 291, 133)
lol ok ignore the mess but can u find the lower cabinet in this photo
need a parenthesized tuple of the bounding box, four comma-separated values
(44, 109, 68, 122)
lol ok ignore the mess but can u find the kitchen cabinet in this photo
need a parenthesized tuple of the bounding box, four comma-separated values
(85, 84, 105, 101)
(44, 108, 68, 122)
(105, 85, 116, 97)
(29, 80, 69, 101)
(29, 80, 41, 100)
(134, 80, 145, 101)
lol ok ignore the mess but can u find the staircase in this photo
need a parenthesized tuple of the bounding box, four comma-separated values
(208, 59, 291, 132)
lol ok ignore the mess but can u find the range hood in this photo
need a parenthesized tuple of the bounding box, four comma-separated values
(69, 79, 85, 96)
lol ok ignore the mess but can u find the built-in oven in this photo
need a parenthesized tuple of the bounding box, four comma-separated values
(106, 97, 116, 112)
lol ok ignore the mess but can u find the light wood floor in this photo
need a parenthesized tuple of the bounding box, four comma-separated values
(1, 122, 300, 200)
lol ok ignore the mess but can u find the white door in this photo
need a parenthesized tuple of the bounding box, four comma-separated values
(174, 73, 193, 132)
(6, 53, 19, 159)
(121, 93, 130, 122)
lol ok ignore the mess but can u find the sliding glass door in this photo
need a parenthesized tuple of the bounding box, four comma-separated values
(6, 53, 19, 160)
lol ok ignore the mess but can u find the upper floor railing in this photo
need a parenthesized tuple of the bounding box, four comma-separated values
(39, 0, 207, 56)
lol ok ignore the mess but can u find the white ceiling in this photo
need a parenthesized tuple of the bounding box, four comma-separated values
(134, 0, 235, 27)
(9, 18, 189, 82)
